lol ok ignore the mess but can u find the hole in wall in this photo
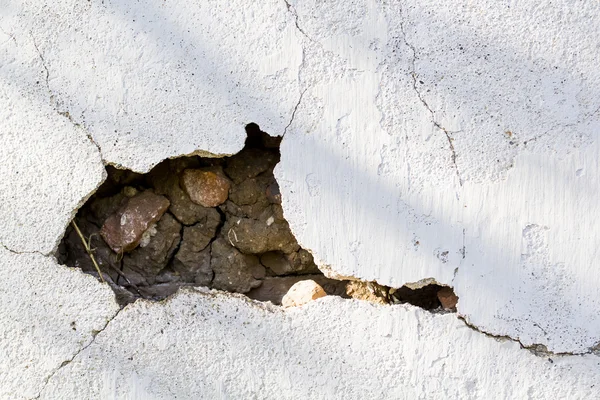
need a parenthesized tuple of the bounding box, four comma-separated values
(56, 124, 458, 311)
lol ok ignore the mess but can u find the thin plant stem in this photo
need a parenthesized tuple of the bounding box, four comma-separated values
(71, 220, 105, 283)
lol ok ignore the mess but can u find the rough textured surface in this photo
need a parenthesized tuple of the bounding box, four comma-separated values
(100, 191, 170, 253)
(0, 27, 105, 254)
(0, 248, 119, 400)
(181, 168, 231, 208)
(275, 0, 600, 353)
(36, 290, 600, 399)
(281, 279, 327, 307)
(16, 0, 303, 172)
(2, 0, 600, 396)
(59, 133, 333, 304)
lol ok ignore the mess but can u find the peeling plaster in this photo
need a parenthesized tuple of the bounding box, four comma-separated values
(1, 0, 600, 396)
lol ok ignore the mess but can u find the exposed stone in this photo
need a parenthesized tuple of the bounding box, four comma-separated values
(60, 218, 121, 283)
(345, 281, 390, 305)
(266, 181, 281, 204)
(121, 213, 182, 285)
(149, 161, 220, 226)
(181, 167, 231, 207)
(89, 192, 127, 225)
(210, 238, 265, 293)
(60, 132, 459, 313)
(172, 245, 212, 286)
(260, 250, 320, 275)
(137, 283, 195, 300)
(223, 148, 278, 184)
(171, 216, 222, 286)
(100, 191, 170, 253)
(223, 209, 299, 255)
(182, 215, 221, 252)
(228, 176, 271, 207)
(437, 287, 459, 310)
(281, 280, 327, 308)
(247, 275, 348, 305)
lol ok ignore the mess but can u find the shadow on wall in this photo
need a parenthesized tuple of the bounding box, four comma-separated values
(11, 0, 598, 353)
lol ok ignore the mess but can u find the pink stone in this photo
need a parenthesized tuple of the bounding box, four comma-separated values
(100, 191, 170, 253)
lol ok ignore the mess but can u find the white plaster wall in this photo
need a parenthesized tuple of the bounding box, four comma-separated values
(275, 0, 600, 353)
(1, 0, 599, 398)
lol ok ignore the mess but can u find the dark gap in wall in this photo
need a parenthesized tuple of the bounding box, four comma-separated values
(56, 124, 457, 311)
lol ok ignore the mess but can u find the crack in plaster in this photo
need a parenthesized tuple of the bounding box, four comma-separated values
(456, 315, 593, 357)
(30, 34, 104, 160)
(283, 88, 307, 137)
(30, 307, 123, 400)
(0, 241, 45, 256)
(282, 0, 317, 43)
(397, 10, 463, 188)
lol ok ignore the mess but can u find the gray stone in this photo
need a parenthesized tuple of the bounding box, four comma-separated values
(223, 148, 278, 184)
(260, 250, 320, 276)
(210, 238, 265, 293)
(223, 208, 299, 255)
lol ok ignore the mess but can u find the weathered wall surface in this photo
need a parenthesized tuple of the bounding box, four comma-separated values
(1, 0, 599, 398)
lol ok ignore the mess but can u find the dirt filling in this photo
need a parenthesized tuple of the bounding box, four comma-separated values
(56, 124, 458, 310)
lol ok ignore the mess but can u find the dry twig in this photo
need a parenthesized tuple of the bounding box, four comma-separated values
(71, 220, 105, 283)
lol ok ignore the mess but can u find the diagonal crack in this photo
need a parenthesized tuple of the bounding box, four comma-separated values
(30, 34, 103, 158)
(282, 0, 317, 43)
(283, 88, 307, 137)
(30, 307, 123, 400)
(398, 9, 463, 187)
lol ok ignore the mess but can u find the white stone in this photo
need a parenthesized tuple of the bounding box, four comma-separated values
(281, 279, 327, 307)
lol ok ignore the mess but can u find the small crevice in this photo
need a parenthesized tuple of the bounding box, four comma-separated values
(398, 9, 463, 187)
(283, 88, 307, 137)
(31, 308, 123, 400)
(282, 0, 317, 43)
(30, 33, 103, 158)
(30, 34, 50, 96)
(0, 241, 44, 256)
(457, 315, 587, 358)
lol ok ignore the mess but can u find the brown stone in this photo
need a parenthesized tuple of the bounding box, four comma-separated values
(266, 181, 282, 204)
(260, 250, 319, 276)
(172, 219, 221, 286)
(210, 238, 265, 293)
(100, 190, 170, 253)
(281, 280, 327, 307)
(222, 209, 299, 255)
(149, 165, 220, 226)
(181, 167, 231, 207)
(345, 281, 390, 305)
(437, 287, 459, 309)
